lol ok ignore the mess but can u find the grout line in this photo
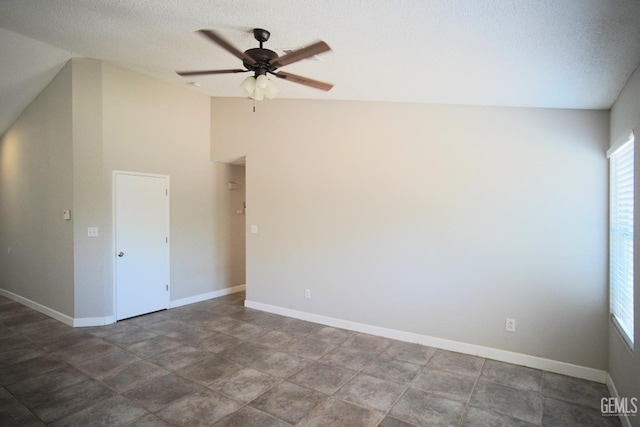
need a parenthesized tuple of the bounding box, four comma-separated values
(540, 371, 545, 425)
(457, 357, 486, 427)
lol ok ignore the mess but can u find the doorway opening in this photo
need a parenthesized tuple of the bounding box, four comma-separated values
(225, 157, 246, 292)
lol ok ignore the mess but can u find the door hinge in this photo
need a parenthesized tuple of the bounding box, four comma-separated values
(165, 237, 168, 243)
(165, 189, 168, 196)
(166, 284, 169, 291)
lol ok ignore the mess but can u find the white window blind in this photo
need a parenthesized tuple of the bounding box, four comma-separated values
(608, 131, 635, 348)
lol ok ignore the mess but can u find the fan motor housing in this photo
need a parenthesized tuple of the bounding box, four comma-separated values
(244, 48, 279, 72)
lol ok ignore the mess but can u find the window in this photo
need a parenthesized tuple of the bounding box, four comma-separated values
(608, 131, 635, 349)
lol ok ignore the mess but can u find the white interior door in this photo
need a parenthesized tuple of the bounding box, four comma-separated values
(114, 171, 170, 320)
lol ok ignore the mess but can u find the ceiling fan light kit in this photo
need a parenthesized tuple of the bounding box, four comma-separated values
(240, 74, 279, 100)
(177, 28, 333, 101)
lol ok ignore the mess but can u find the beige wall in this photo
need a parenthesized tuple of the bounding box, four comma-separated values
(610, 63, 640, 425)
(101, 62, 238, 309)
(72, 59, 104, 318)
(0, 61, 75, 316)
(211, 98, 609, 369)
(1, 59, 244, 322)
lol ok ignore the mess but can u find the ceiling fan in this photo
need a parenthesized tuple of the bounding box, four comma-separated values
(177, 28, 333, 100)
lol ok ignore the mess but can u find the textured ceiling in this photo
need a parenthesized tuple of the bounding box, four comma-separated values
(1, 0, 640, 136)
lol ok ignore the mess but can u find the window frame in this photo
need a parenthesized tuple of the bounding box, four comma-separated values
(607, 130, 635, 350)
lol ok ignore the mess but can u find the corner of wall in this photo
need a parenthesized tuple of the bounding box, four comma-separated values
(71, 59, 106, 319)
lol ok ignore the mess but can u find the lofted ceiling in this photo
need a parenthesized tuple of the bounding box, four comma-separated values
(1, 0, 640, 136)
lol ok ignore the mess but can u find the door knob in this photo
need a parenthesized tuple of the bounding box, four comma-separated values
(117, 251, 125, 257)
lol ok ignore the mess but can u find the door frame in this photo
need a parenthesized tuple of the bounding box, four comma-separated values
(112, 170, 171, 320)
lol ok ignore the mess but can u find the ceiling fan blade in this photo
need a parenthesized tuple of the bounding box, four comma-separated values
(197, 29, 256, 66)
(177, 69, 248, 77)
(270, 40, 331, 68)
(273, 71, 333, 91)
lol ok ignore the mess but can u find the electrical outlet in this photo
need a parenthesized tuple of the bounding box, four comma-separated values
(304, 289, 311, 299)
(506, 318, 516, 332)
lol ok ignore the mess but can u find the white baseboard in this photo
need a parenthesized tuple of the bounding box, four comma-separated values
(1, 285, 246, 328)
(606, 374, 634, 427)
(73, 316, 116, 327)
(170, 284, 246, 309)
(76, 284, 246, 326)
(245, 299, 608, 384)
(0, 288, 74, 326)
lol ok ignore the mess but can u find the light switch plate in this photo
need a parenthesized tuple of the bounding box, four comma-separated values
(87, 227, 99, 237)
(250, 225, 258, 234)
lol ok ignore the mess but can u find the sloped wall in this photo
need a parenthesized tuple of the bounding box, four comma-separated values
(0, 61, 74, 316)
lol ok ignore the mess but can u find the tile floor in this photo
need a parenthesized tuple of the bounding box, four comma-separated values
(0, 292, 621, 426)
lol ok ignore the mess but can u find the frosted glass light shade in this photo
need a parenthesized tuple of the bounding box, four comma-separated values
(239, 76, 256, 97)
(263, 79, 279, 99)
(253, 85, 265, 101)
(239, 75, 278, 100)
(256, 74, 269, 89)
